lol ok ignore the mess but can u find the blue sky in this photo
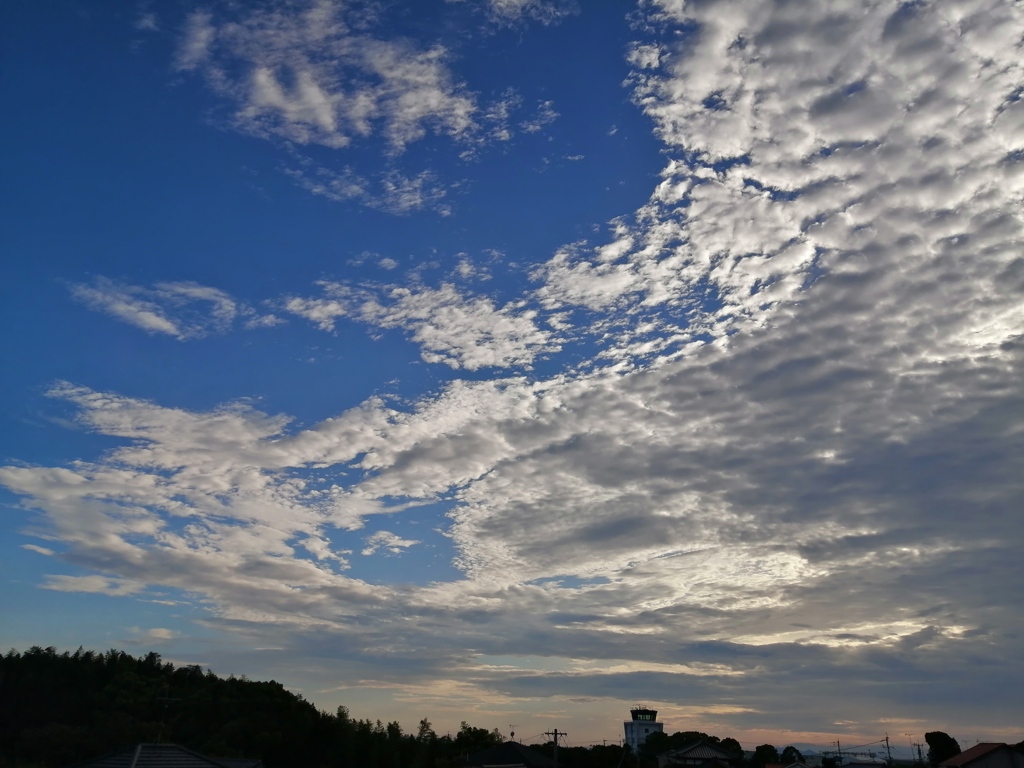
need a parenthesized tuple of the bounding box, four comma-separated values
(3, 0, 1024, 751)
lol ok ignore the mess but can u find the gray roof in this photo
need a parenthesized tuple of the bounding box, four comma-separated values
(663, 741, 740, 761)
(67, 744, 262, 768)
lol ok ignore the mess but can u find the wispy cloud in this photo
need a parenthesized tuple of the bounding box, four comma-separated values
(478, 0, 577, 27)
(70, 278, 281, 339)
(174, 1, 565, 211)
(284, 160, 453, 215)
(71, 278, 187, 338)
(174, 9, 214, 70)
(135, 12, 159, 32)
(519, 99, 559, 134)
(42, 575, 146, 596)
(175, 1, 478, 154)
(21, 544, 55, 556)
(129, 627, 180, 644)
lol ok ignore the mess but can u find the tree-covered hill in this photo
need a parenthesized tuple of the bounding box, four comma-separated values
(0, 646, 502, 768)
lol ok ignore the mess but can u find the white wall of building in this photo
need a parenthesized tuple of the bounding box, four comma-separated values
(624, 718, 664, 753)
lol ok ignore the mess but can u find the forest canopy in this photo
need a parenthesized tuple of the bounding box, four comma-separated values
(0, 646, 506, 768)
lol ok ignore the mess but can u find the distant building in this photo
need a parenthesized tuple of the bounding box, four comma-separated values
(659, 740, 741, 768)
(624, 707, 665, 754)
(940, 744, 1024, 768)
(66, 743, 262, 768)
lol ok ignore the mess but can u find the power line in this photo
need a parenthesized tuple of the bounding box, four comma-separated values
(843, 739, 889, 751)
(544, 729, 567, 768)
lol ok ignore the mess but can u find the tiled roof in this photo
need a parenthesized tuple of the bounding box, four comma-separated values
(687, 760, 734, 768)
(465, 741, 555, 768)
(664, 741, 739, 761)
(941, 744, 1008, 767)
(67, 744, 262, 768)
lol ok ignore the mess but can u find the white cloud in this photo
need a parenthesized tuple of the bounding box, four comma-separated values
(131, 627, 180, 643)
(244, 313, 285, 329)
(284, 156, 453, 215)
(43, 575, 145, 596)
(177, 1, 479, 154)
(361, 530, 420, 556)
(283, 294, 349, 333)
(21, 544, 54, 556)
(519, 99, 559, 134)
(454, 254, 491, 281)
(285, 281, 560, 370)
(71, 278, 277, 339)
(480, 0, 577, 26)
(175, 2, 565, 209)
(71, 278, 186, 338)
(5, 0, 1024, 738)
(174, 10, 214, 70)
(135, 12, 159, 32)
(532, 0, 1024, 369)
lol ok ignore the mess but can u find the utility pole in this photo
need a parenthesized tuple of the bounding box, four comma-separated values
(885, 734, 893, 765)
(155, 687, 179, 745)
(545, 729, 567, 768)
(837, 741, 844, 767)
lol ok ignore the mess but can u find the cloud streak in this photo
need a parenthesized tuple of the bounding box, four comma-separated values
(70, 278, 280, 339)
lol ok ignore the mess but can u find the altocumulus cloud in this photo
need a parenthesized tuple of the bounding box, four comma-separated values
(173, 0, 564, 210)
(174, 1, 479, 152)
(4, 0, 1024, 742)
(284, 280, 560, 370)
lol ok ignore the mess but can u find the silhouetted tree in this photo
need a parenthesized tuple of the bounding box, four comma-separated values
(925, 732, 961, 766)
(753, 744, 781, 768)
(639, 731, 672, 767)
(720, 738, 743, 757)
(454, 722, 502, 756)
(781, 746, 804, 764)
(529, 741, 630, 768)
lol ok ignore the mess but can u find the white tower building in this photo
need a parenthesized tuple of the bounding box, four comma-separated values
(623, 706, 664, 754)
